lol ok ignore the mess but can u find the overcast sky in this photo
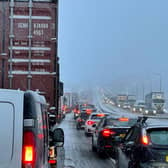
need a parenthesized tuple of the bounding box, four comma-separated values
(58, 0, 168, 96)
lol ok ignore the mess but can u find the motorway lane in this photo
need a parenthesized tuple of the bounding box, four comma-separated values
(56, 113, 115, 168)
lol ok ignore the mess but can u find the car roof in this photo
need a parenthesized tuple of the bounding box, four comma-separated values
(106, 115, 138, 120)
(144, 118, 168, 128)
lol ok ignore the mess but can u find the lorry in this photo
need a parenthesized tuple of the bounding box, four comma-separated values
(0, 0, 60, 119)
(145, 92, 165, 114)
(127, 95, 136, 107)
(116, 94, 128, 107)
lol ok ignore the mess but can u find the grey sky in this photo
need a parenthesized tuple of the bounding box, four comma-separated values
(58, 0, 168, 94)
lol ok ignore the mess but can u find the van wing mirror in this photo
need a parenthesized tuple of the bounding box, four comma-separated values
(52, 128, 64, 147)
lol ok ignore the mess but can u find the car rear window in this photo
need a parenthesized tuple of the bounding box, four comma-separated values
(148, 128, 168, 145)
(80, 113, 89, 119)
(106, 118, 137, 127)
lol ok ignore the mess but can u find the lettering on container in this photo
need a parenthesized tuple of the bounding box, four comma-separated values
(18, 23, 28, 28)
(33, 23, 49, 36)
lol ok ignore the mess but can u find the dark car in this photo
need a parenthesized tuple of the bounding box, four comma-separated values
(91, 115, 137, 157)
(142, 107, 157, 115)
(115, 116, 168, 168)
(76, 111, 91, 129)
(74, 103, 97, 120)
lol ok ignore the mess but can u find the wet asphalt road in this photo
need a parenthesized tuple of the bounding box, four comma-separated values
(56, 113, 115, 168)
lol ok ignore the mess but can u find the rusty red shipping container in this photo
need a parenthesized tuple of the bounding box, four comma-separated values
(0, 0, 59, 112)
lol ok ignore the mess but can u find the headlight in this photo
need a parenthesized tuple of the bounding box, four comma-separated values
(139, 108, 142, 112)
(153, 110, 157, 114)
(163, 109, 167, 113)
(118, 104, 121, 107)
(145, 110, 149, 114)
(133, 108, 136, 111)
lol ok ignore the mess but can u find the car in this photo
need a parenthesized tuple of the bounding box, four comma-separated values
(142, 107, 157, 115)
(122, 103, 131, 109)
(74, 103, 97, 120)
(132, 101, 146, 113)
(0, 89, 64, 168)
(91, 115, 137, 157)
(115, 116, 168, 168)
(131, 105, 144, 113)
(84, 112, 109, 136)
(76, 111, 91, 129)
(73, 105, 80, 119)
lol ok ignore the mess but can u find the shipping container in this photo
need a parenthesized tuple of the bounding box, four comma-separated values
(0, 0, 59, 114)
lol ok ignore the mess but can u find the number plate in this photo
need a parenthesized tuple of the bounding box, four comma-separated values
(166, 156, 168, 162)
(120, 134, 125, 138)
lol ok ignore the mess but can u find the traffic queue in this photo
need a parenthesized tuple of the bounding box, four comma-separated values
(72, 103, 168, 168)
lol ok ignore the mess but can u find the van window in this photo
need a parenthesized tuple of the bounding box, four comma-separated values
(0, 102, 14, 163)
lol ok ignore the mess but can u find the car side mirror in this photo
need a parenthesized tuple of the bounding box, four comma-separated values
(52, 128, 64, 147)
(92, 124, 97, 128)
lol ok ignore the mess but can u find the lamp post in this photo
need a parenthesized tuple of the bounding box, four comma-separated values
(155, 73, 162, 92)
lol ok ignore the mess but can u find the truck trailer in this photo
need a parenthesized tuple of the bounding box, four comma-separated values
(0, 0, 60, 116)
(116, 94, 128, 107)
(145, 92, 165, 114)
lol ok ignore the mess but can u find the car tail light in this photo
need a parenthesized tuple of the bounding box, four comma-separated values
(77, 118, 83, 122)
(101, 129, 116, 137)
(86, 120, 96, 125)
(141, 135, 149, 145)
(86, 109, 92, 114)
(22, 131, 35, 167)
(96, 113, 105, 117)
(119, 118, 129, 122)
(49, 159, 57, 164)
(73, 109, 77, 113)
(77, 110, 80, 114)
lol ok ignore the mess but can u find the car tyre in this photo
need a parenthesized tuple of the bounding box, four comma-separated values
(115, 150, 121, 168)
(128, 161, 140, 168)
(92, 136, 97, 152)
(76, 124, 80, 130)
(97, 142, 105, 158)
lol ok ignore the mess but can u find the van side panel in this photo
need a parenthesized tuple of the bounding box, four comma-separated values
(0, 90, 24, 168)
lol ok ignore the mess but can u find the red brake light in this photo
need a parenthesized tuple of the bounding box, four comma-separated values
(96, 113, 105, 117)
(141, 135, 149, 145)
(86, 109, 92, 112)
(77, 118, 83, 122)
(49, 159, 57, 164)
(22, 131, 35, 166)
(86, 120, 96, 125)
(101, 129, 116, 137)
(73, 109, 77, 113)
(24, 146, 34, 163)
(119, 118, 129, 122)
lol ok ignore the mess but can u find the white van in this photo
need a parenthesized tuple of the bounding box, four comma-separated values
(0, 89, 64, 168)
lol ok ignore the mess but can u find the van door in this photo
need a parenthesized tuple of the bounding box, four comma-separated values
(0, 90, 24, 168)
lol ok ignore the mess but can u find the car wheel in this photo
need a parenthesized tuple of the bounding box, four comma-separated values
(115, 150, 121, 168)
(92, 136, 97, 152)
(76, 124, 80, 130)
(85, 132, 89, 137)
(128, 161, 139, 168)
(97, 142, 105, 157)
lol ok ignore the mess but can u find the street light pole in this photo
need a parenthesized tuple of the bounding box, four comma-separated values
(154, 73, 162, 92)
